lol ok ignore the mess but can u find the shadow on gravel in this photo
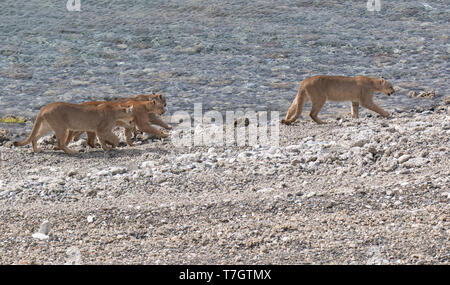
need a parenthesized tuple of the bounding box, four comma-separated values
(33, 146, 169, 159)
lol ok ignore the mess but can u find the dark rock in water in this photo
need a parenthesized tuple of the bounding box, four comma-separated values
(407, 91, 417, 97)
(443, 97, 450, 105)
(0, 128, 9, 143)
(2, 71, 33, 80)
(0, 63, 33, 80)
(408, 90, 435, 99)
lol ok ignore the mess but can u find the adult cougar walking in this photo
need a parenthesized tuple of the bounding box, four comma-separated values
(282, 75, 395, 125)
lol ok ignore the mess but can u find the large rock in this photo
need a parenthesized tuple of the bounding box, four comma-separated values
(398, 155, 412, 164)
(31, 220, 51, 240)
(403, 157, 429, 168)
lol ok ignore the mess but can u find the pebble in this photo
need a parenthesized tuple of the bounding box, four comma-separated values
(67, 170, 78, 177)
(31, 220, 51, 240)
(352, 139, 369, 148)
(290, 158, 300, 166)
(31, 233, 49, 240)
(96, 167, 128, 176)
(441, 192, 450, 199)
(0, 128, 9, 143)
(398, 155, 412, 164)
(109, 167, 128, 175)
(141, 161, 155, 168)
(65, 247, 82, 265)
(38, 220, 51, 235)
(285, 145, 303, 153)
(403, 157, 428, 168)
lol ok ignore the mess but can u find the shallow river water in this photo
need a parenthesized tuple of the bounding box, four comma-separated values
(0, 0, 448, 126)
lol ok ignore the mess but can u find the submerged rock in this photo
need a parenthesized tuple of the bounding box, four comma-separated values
(0, 128, 9, 143)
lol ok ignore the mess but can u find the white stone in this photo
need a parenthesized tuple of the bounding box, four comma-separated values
(109, 166, 127, 175)
(32, 233, 49, 240)
(398, 155, 412, 164)
(403, 157, 428, 168)
(141, 161, 155, 169)
(96, 169, 110, 176)
(285, 145, 303, 153)
(65, 247, 82, 265)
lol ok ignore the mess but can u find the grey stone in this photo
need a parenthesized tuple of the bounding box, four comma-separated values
(398, 155, 412, 164)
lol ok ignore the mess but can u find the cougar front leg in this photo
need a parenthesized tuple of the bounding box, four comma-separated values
(136, 118, 168, 138)
(360, 100, 390, 118)
(351, 102, 359, 118)
(124, 127, 135, 146)
(97, 131, 119, 151)
(116, 120, 136, 146)
(148, 113, 172, 130)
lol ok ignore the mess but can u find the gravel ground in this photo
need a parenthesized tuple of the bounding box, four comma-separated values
(0, 103, 448, 264)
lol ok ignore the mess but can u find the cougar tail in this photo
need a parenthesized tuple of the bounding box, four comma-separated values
(282, 86, 308, 125)
(13, 113, 44, 147)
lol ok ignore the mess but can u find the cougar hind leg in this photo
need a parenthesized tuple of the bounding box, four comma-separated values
(32, 121, 52, 153)
(54, 128, 77, 154)
(309, 96, 326, 124)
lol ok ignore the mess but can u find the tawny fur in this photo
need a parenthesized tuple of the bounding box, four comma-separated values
(68, 93, 170, 148)
(13, 102, 136, 154)
(282, 75, 395, 125)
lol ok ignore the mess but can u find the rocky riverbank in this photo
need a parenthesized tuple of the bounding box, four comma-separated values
(0, 104, 448, 264)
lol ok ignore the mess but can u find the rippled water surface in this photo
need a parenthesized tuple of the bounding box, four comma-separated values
(0, 0, 448, 121)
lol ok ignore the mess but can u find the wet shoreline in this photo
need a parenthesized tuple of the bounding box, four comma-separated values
(0, 0, 448, 119)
